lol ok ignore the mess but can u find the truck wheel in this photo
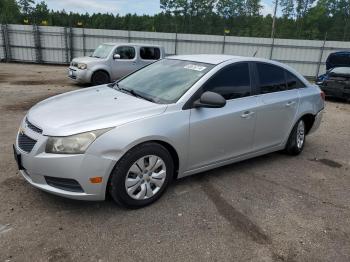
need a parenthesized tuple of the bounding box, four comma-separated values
(91, 71, 110, 86)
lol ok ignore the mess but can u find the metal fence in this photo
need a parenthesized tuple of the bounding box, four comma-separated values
(1, 24, 350, 77)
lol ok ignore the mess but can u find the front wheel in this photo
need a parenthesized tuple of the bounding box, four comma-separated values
(91, 71, 110, 86)
(109, 143, 174, 208)
(285, 119, 306, 155)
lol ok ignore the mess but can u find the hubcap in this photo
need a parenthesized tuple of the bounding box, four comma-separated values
(296, 120, 305, 149)
(125, 155, 166, 200)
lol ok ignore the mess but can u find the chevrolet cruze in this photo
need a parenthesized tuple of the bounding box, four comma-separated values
(14, 55, 324, 208)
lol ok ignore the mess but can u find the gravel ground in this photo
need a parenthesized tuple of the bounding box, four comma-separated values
(0, 63, 350, 262)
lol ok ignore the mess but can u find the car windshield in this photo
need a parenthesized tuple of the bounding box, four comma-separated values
(117, 59, 213, 104)
(91, 44, 114, 58)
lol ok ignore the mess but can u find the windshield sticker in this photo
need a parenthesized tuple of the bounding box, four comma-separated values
(184, 64, 207, 71)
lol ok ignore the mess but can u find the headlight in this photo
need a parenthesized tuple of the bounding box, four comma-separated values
(45, 128, 112, 154)
(77, 63, 87, 70)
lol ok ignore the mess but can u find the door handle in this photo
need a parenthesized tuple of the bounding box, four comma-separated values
(285, 101, 296, 107)
(241, 111, 255, 119)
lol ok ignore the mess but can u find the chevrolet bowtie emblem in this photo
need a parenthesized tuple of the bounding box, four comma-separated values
(19, 127, 25, 135)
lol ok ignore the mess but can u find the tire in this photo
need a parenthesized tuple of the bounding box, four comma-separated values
(91, 71, 110, 86)
(285, 119, 306, 155)
(109, 142, 174, 208)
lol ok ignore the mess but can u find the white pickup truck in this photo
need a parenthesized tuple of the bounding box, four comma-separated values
(68, 43, 165, 85)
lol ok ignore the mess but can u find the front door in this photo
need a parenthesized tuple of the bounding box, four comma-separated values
(187, 62, 257, 171)
(111, 46, 138, 80)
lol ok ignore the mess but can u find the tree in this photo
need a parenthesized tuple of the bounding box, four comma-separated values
(245, 0, 262, 16)
(17, 0, 34, 16)
(0, 0, 348, 41)
(296, 0, 316, 18)
(33, 1, 49, 24)
(280, 0, 295, 18)
(216, 0, 245, 17)
(0, 0, 21, 23)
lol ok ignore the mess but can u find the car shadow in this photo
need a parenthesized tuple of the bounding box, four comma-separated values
(325, 96, 349, 104)
(19, 151, 286, 214)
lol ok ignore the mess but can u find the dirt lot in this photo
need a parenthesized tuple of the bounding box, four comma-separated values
(0, 63, 350, 262)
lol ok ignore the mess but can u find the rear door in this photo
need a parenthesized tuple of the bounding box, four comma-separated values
(111, 45, 138, 80)
(187, 62, 258, 171)
(252, 62, 300, 151)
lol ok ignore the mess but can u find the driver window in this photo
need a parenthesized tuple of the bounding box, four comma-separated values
(115, 46, 135, 60)
(202, 63, 251, 100)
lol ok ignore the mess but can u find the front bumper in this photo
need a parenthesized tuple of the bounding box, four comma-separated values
(308, 109, 323, 135)
(14, 121, 116, 201)
(68, 67, 93, 84)
(320, 85, 350, 99)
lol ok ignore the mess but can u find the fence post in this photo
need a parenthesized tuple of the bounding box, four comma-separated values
(222, 34, 226, 54)
(269, 37, 275, 60)
(64, 27, 69, 63)
(82, 27, 86, 56)
(1, 24, 11, 62)
(69, 27, 73, 61)
(174, 32, 178, 55)
(33, 24, 42, 63)
(128, 30, 131, 43)
(316, 33, 327, 79)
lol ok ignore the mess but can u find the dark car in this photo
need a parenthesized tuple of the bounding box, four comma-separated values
(316, 51, 350, 83)
(326, 51, 350, 70)
(318, 67, 350, 99)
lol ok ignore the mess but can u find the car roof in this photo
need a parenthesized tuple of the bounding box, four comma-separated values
(167, 54, 309, 85)
(167, 54, 283, 65)
(329, 51, 350, 56)
(103, 42, 162, 48)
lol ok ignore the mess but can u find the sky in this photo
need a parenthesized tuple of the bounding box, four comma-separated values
(35, 0, 276, 16)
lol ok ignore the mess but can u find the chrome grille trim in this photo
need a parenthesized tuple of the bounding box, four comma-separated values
(25, 118, 43, 134)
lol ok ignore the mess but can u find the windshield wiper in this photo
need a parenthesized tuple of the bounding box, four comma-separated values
(114, 84, 156, 103)
(128, 89, 156, 103)
(107, 81, 118, 88)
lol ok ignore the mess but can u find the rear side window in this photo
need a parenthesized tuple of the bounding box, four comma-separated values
(202, 63, 251, 100)
(140, 47, 161, 60)
(257, 63, 287, 94)
(115, 46, 135, 60)
(285, 71, 306, 89)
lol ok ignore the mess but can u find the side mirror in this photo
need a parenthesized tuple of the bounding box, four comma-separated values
(194, 91, 226, 108)
(113, 54, 121, 60)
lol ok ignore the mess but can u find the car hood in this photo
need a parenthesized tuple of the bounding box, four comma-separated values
(72, 56, 102, 64)
(27, 86, 167, 136)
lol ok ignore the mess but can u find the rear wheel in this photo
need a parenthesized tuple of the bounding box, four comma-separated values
(91, 71, 110, 86)
(109, 143, 174, 208)
(285, 119, 305, 155)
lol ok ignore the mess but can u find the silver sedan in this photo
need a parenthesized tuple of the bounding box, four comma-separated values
(14, 55, 325, 208)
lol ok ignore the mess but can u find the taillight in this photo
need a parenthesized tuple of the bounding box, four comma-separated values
(320, 91, 325, 101)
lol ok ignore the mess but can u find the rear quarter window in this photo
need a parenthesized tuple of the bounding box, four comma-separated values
(140, 47, 161, 60)
(285, 71, 306, 89)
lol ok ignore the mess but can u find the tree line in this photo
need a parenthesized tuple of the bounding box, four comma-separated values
(0, 0, 349, 41)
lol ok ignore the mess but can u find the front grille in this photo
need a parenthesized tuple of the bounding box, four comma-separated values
(45, 176, 84, 193)
(18, 133, 37, 153)
(25, 118, 42, 134)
